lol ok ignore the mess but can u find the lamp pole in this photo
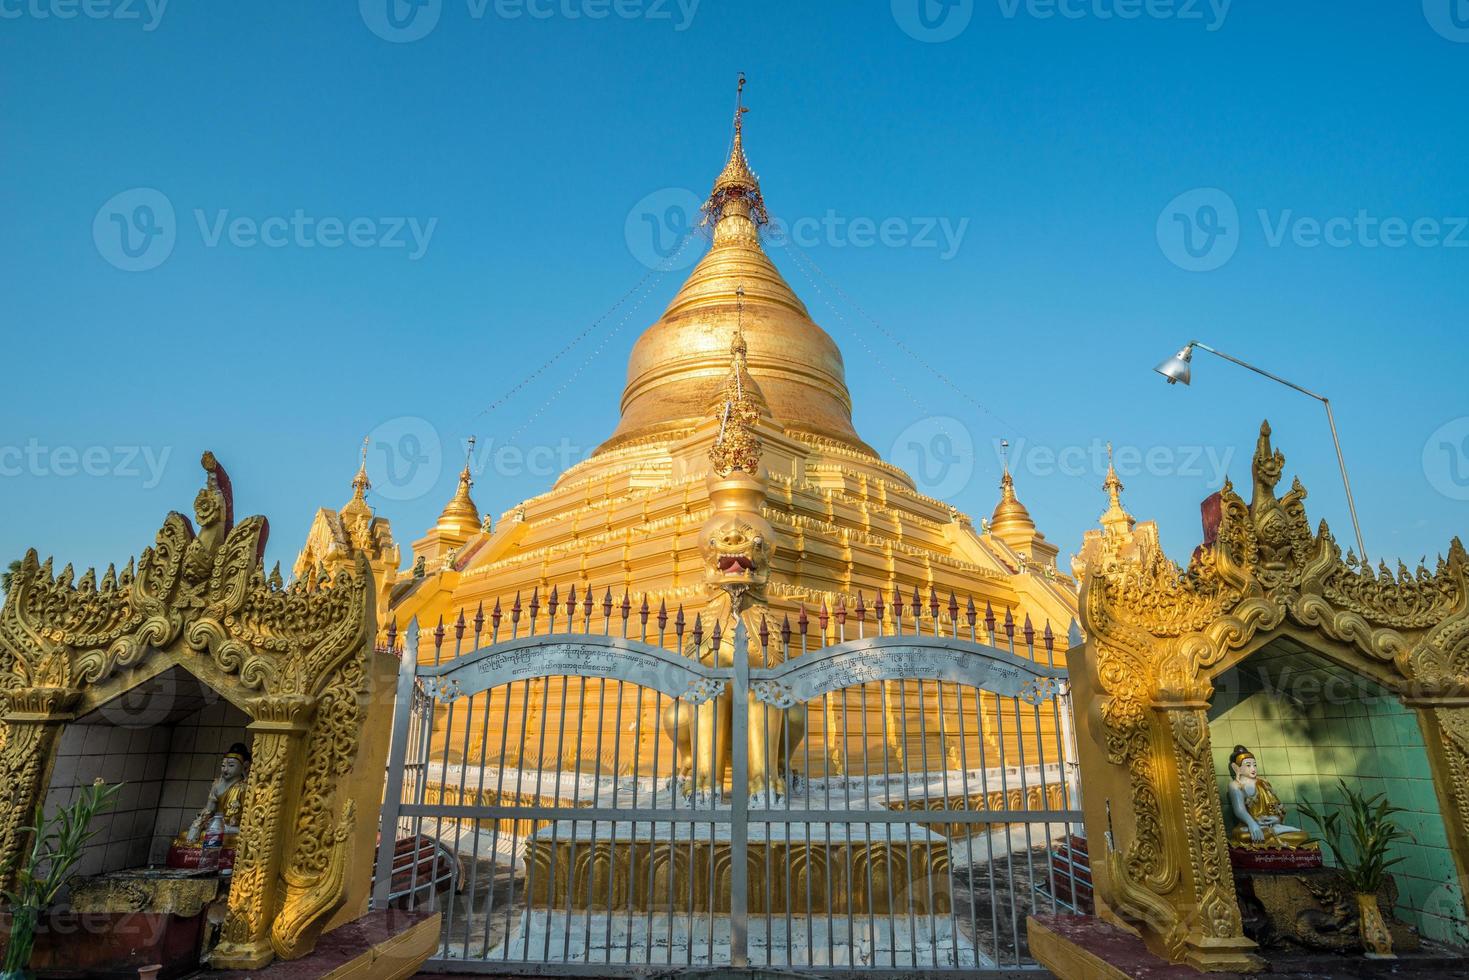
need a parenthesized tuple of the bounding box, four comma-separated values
(1156, 340, 1368, 562)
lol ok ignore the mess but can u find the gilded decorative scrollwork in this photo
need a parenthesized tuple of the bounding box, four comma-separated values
(1075, 420, 1469, 971)
(1164, 706, 1241, 943)
(0, 687, 81, 886)
(430, 677, 464, 701)
(1016, 675, 1058, 706)
(749, 678, 794, 708)
(0, 452, 376, 971)
(685, 676, 728, 705)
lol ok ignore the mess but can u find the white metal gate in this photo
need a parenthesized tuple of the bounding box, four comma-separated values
(372, 591, 1085, 975)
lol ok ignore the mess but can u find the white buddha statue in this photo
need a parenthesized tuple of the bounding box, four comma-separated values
(1227, 744, 1313, 849)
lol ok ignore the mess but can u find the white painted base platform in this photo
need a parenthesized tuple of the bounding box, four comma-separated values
(499, 910, 991, 968)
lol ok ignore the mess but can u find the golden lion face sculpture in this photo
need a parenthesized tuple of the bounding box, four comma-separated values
(700, 512, 773, 603)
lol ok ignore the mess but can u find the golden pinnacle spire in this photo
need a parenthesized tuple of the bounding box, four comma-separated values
(350, 437, 370, 499)
(436, 436, 480, 536)
(1102, 442, 1121, 501)
(341, 437, 373, 519)
(705, 73, 767, 228)
(1099, 442, 1135, 535)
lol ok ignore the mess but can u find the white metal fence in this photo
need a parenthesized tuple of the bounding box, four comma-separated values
(372, 590, 1085, 975)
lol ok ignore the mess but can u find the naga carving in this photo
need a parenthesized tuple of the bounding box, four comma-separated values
(0, 452, 385, 971)
(1073, 421, 1469, 971)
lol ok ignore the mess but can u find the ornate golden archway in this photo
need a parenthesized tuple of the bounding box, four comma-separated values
(1071, 422, 1469, 971)
(0, 453, 394, 970)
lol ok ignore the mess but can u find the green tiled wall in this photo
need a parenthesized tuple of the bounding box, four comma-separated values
(1210, 666, 1468, 945)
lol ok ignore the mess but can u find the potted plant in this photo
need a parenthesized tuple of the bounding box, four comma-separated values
(1, 779, 120, 980)
(1299, 781, 1414, 960)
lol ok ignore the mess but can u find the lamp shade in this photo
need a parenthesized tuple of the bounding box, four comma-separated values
(1154, 346, 1194, 385)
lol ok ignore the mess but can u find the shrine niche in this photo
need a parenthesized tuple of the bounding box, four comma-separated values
(0, 452, 397, 971)
(1069, 421, 1469, 971)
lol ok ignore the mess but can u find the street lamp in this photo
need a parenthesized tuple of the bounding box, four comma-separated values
(1154, 340, 1368, 561)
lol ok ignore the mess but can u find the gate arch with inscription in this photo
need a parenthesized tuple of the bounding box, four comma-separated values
(372, 601, 1085, 975)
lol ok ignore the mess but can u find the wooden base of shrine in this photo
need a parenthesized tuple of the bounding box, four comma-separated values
(209, 910, 441, 980)
(1235, 867, 1417, 955)
(9, 867, 229, 978)
(6, 910, 207, 980)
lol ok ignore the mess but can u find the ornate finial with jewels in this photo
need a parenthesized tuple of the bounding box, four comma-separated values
(704, 73, 768, 227)
(709, 292, 765, 477)
(350, 435, 371, 500)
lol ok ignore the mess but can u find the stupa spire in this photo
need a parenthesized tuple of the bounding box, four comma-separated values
(435, 436, 480, 536)
(340, 436, 374, 522)
(990, 443, 1037, 548)
(992, 468, 1034, 529)
(710, 291, 766, 477)
(704, 73, 768, 229)
(1099, 442, 1135, 536)
(707, 287, 770, 418)
(348, 437, 371, 501)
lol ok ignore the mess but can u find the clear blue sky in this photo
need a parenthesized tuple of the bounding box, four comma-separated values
(3, 1, 1466, 581)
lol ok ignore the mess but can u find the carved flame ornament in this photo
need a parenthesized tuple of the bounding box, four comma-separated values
(1071, 421, 1469, 971)
(0, 453, 388, 970)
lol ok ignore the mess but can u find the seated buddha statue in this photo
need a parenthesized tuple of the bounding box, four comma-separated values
(175, 743, 251, 847)
(1227, 744, 1314, 849)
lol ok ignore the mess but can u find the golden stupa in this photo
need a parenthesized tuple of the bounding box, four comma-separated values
(300, 91, 1080, 773)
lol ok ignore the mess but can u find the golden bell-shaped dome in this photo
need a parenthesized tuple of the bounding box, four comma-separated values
(595, 99, 873, 458)
(989, 467, 1037, 548)
(435, 464, 480, 540)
